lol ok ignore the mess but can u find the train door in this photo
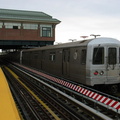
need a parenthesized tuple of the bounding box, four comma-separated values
(106, 47, 119, 92)
(106, 47, 119, 78)
(62, 49, 70, 77)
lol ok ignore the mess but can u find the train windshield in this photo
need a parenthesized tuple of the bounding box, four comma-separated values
(108, 48, 116, 64)
(93, 47, 104, 64)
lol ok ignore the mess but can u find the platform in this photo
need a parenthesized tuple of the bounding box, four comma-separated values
(0, 68, 21, 120)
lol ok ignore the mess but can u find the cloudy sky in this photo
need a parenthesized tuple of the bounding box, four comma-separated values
(1, 0, 120, 43)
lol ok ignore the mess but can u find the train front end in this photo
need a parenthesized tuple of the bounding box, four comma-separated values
(86, 37, 120, 93)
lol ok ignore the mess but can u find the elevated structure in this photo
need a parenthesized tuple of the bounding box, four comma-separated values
(0, 8, 60, 50)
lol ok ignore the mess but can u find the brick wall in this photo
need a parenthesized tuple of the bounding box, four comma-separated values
(0, 27, 55, 41)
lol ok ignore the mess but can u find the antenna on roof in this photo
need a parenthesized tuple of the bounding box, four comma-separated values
(80, 36, 88, 40)
(69, 39, 77, 42)
(90, 34, 101, 38)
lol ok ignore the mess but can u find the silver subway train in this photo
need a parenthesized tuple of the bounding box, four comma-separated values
(9, 37, 120, 93)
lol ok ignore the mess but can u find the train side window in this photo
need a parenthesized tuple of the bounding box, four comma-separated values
(93, 47, 104, 64)
(81, 49, 86, 64)
(49, 52, 56, 61)
(108, 48, 116, 64)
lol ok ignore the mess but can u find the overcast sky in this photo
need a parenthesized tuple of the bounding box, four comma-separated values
(1, 0, 120, 43)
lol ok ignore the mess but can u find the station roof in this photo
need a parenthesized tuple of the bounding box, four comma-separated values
(0, 8, 61, 24)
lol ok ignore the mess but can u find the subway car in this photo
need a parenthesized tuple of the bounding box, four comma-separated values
(19, 37, 120, 93)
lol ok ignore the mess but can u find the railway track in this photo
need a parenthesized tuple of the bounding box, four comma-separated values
(3, 66, 90, 120)
(3, 67, 58, 120)
(2, 64, 120, 120)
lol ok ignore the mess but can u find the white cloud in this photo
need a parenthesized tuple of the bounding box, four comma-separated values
(56, 16, 120, 43)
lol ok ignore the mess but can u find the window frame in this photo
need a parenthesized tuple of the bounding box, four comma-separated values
(40, 25, 52, 37)
(108, 48, 117, 65)
(4, 22, 21, 29)
(42, 27, 51, 37)
(93, 47, 104, 65)
(0, 22, 3, 28)
(49, 52, 56, 62)
(23, 23, 38, 30)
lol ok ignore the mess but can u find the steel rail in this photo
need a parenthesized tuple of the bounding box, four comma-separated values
(13, 62, 120, 103)
(3, 67, 59, 120)
(5, 65, 86, 119)
(11, 63, 120, 119)
(19, 73, 86, 120)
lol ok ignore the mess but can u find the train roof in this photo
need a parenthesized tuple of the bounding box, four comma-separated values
(88, 37, 120, 46)
(22, 37, 120, 52)
(22, 39, 91, 52)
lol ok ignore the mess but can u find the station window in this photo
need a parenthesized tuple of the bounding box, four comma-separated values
(81, 49, 86, 64)
(49, 52, 56, 61)
(108, 48, 116, 64)
(5, 22, 21, 29)
(0, 22, 3, 28)
(40, 25, 52, 37)
(23, 23, 38, 30)
(42, 27, 51, 37)
(13, 26, 18, 29)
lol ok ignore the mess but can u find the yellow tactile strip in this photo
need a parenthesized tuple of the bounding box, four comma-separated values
(0, 68, 20, 120)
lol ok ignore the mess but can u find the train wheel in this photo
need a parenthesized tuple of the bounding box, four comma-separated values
(109, 85, 118, 94)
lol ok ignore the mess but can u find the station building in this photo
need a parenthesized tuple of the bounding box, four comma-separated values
(0, 8, 60, 50)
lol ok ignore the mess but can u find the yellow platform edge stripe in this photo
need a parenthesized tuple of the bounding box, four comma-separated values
(5, 66, 61, 120)
(0, 68, 21, 120)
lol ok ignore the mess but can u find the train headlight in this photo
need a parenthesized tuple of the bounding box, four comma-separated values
(100, 71, 104, 75)
(94, 71, 98, 75)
